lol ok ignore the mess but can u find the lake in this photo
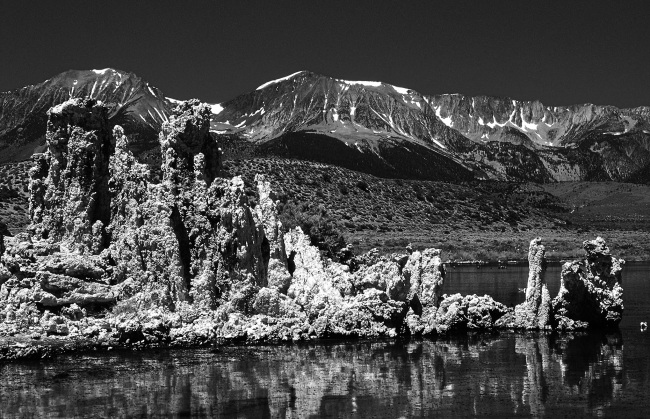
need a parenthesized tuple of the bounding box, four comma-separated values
(1, 263, 648, 418)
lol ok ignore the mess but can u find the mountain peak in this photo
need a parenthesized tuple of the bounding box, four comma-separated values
(255, 71, 310, 90)
(91, 68, 115, 75)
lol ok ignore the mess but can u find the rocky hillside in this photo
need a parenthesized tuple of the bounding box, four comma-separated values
(224, 158, 650, 261)
(0, 68, 173, 163)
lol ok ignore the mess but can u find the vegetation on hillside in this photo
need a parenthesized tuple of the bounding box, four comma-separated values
(2, 156, 649, 261)
(224, 157, 650, 261)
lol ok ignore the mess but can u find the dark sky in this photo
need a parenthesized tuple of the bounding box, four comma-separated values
(2, 1, 649, 107)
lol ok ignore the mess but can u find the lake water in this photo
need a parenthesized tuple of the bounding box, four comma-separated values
(1, 263, 649, 418)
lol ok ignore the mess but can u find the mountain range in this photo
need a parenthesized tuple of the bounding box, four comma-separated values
(1, 68, 649, 183)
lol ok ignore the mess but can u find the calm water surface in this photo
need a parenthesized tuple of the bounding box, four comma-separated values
(1, 263, 649, 418)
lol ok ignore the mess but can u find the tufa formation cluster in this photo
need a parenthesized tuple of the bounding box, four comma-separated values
(0, 98, 626, 357)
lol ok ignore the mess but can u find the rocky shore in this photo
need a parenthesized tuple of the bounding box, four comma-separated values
(0, 98, 626, 361)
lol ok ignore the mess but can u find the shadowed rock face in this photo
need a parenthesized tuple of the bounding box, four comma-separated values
(553, 237, 625, 329)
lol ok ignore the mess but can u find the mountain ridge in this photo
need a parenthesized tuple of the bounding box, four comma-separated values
(0, 68, 172, 163)
(212, 70, 650, 182)
(1, 68, 649, 183)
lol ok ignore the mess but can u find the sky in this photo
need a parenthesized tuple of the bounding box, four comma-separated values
(1, 1, 649, 108)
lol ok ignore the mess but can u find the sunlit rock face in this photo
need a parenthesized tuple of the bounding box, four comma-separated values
(108, 99, 268, 310)
(0, 98, 271, 340)
(553, 237, 625, 329)
(29, 98, 112, 254)
(433, 293, 509, 334)
(254, 174, 289, 293)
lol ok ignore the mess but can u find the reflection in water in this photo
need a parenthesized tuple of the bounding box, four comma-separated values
(4, 262, 648, 418)
(0, 332, 634, 418)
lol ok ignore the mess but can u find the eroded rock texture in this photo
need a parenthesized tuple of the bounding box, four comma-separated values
(2, 97, 452, 346)
(0, 98, 267, 342)
(29, 98, 112, 254)
(553, 237, 625, 330)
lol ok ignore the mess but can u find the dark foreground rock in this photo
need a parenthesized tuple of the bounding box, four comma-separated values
(0, 98, 626, 360)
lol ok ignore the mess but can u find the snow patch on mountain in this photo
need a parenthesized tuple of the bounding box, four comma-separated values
(486, 110, 514, 128)
(210, 103, 224, 115)
(392, 85, 410, 95)
(92, 68, 111, 75)
(340, 80, 382, 88)
(519, 109, 538, 131)
(90, 80, 99, 98)
(434, 106, 453, 127)
(256, 71, 306, 90)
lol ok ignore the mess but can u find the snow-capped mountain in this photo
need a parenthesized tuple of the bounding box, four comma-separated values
(1, 68, 649, 182)
(211, 71, 478, 181)
(212, 71, 650, 182)
(0, 68, 174, 163)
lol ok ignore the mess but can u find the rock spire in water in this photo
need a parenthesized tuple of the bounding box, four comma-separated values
(553, 237, 625, 329)
(497, 237, 552, 329)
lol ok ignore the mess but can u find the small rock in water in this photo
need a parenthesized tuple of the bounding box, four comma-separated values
(641, 322, 647, 331)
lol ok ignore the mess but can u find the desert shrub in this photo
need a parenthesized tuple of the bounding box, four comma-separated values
(385, 238, 410, 248)
(0, 186, 18, 200)
(356, 180, 369, 192)
(278, 201, 347, 260)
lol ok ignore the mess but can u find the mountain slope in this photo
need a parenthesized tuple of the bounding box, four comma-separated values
(0, 68, 174, 163)
(212, 71, 650, 182)
(212, 71, 481, 181)
(1, 68, 649, 183)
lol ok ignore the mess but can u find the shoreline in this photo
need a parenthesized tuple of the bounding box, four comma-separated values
(445, 258, 649, 266)
(0, 328, 620, 362)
